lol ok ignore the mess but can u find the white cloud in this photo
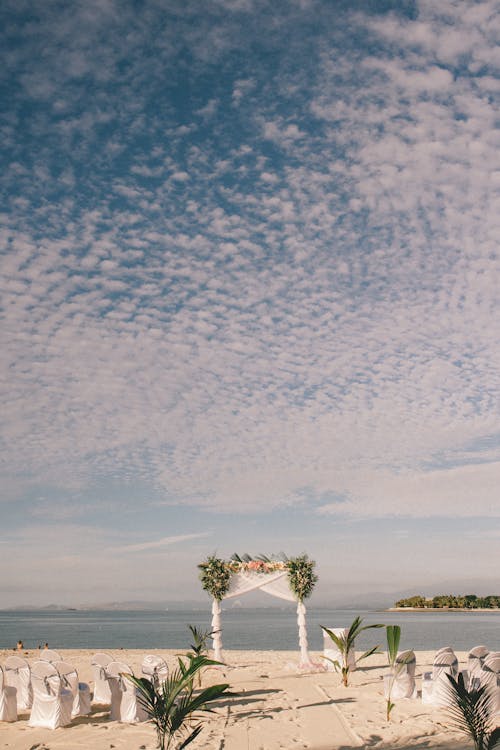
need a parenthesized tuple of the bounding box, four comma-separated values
(318, 461, 500, 519)
(119, 532, 212, 553)
(1, 0, 499, 533)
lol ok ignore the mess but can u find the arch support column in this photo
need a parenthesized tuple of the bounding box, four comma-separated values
(211, 598, 223, 663)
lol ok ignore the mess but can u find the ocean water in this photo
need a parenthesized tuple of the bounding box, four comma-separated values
(1, 607, 499, 652)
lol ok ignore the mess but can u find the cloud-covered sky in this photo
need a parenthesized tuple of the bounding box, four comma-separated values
(1, 0, 499, 606)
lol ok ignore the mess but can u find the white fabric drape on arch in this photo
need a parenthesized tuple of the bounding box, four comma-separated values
(210, 571, 313, 667)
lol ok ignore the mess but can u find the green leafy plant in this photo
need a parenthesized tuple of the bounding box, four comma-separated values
(184, 625, 214, 686)
(445, 673, 500, 750)
(126, 654, 230, 750)
(198, 555, 231, 601)
(286, 554, 318, 602)
(186, 624, 213, 659)
(384, 625, 416, 721)
(385, 624, 401, 721)
(321, 616, 383, 687)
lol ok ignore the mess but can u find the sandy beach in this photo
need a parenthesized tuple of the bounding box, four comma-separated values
(1, 647, 487, 750)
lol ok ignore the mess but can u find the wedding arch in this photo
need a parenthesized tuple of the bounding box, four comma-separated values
(198, 554, 318, 668)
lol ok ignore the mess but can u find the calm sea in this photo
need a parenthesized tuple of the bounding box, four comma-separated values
(1, 608, 499, 652)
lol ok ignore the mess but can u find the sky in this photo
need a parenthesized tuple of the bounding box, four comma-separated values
(1, 0, 499, 608)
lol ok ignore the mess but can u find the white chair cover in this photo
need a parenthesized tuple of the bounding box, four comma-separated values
(141, 655, 168, 689)
(434, 646, 455, 659)
(54, 661, 91, 717)
(106, 661, 147, 723)
(91, 652, 113, 704)
(29, 661, 73, 729)
(385, 650, 417, 699)
(397, 650, 417, 679)
(39, 649, 62, 663)
(323, 627, 356, 672)
(0, 665, 17, 723)
(479, 653, 500, 714)
(431, 649, 459, 707)
(4, 656, 32, 710)
(468, 645, 489, 682)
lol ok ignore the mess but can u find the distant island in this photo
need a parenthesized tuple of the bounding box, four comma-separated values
(393, 594, 500, 610)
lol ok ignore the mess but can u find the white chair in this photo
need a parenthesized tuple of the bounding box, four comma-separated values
(467, 646, 489, 688)
(39, 649, 62, 663)
(434, 646, 455, 660)
(479, 653, 500, 714)
(29, 661, 73, 729)
(0, 665, 17, 722)
(386, 650, 417, 699)
(54, 661, 91, 717)
(429, 649, 459, 707)
(323, 627, 356, 672)
(106, 661, 147, 723)
(467, 646, 490, 677)
(4, 655, 32, 710)
(141, 655, 168, 689)
(91, 652, 113, 704)
(397, 649, 416, 679)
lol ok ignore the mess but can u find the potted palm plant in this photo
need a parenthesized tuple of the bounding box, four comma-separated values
(321, 616, 383, 687)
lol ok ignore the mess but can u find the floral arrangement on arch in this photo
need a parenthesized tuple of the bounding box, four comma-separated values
(198, 553, 317, 602)
(227, 555, 287, 574)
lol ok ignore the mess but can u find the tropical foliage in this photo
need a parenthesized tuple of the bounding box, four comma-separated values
(383, 625, 414, 721)
(186, 624, 213, 659)
(184, 625, 214, 687)
(445, 672, 500, 750)
(395, 594, 500, 609)
(321, 616, 383, 687)
(198, 555, 232, 601)
(126, 654, 230, 750)
(286, 554, 318, 602)
(384, 624, 401, 721)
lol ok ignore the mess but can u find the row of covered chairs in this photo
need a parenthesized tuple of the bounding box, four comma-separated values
(0, 651, 169, 727)
(422, 646, 500, 709)
(92, 652, 168, 723)
(321, 633, 499, 709)
(0, 659, 87, 728)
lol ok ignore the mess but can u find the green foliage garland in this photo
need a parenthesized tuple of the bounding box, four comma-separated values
(198, 555, 231, 601)
(286, 554, 318, 602)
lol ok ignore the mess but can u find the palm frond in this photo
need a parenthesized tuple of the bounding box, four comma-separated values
(358, 645, 381, 662)
(487, 727, 500, 750)
(320, 626, 346, 652)
(445, 673, 498, 750)
(386, 625, 401, 666)
(177, 724, 203, 749)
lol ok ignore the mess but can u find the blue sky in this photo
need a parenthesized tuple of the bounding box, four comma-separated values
(1, 0, 499, 607)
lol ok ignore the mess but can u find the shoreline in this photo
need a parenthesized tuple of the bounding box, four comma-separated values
(386, 607, 500, 612)
(0, 648, 479, 750)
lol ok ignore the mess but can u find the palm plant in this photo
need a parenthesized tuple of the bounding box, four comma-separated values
(126, 654, 230, 750)
(385, 624, 401, 721)
(321, 616, 383, 687)
(186, 624, 213, 659)
(184, 625, 214, 686)
(445, 673, 500, 750)
(384, 625, 414, 721)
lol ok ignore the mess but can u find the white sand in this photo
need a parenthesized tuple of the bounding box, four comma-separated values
(0, 648, 487, 749)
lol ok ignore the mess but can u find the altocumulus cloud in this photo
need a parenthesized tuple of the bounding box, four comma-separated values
(0, 0, 499, 526)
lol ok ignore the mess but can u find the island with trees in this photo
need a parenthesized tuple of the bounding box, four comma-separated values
(393, 594, 500, 609)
